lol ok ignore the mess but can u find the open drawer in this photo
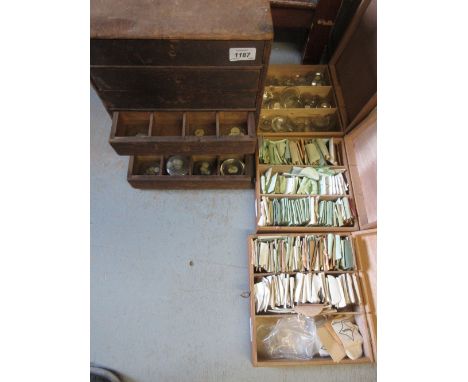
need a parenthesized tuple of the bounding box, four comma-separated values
(259, 0, 376, 136)
(248, 230, 377, 366)
(255, 134, 359, 233)
(127, 154, 254, 189)
(110, 110, 257, 156)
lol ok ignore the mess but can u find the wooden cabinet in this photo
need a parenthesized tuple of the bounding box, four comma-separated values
(249, 0, 376, 366)
(91, 0, 273, 188)
(91, 0, 273, 116)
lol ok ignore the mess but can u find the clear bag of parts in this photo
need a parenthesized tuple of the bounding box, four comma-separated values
(262, 315, 320, 360)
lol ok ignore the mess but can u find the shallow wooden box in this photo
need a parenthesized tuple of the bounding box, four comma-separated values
(128, 154, 254, 190)
(109, 110, 256, 156)
(248, 230, 377, 366)
(91, 0, 273, 117)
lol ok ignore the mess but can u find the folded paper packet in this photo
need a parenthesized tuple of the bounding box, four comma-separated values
(316, 139, 330, 160)
(331, 318, 364, 360)
(316, 319, 347, 362)
(305, 142, 321, 164)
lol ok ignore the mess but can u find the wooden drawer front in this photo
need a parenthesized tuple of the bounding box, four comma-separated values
(91, 39, 265, 66)
(127, 154, 254, 190)
(91, 68, 261, 92)
(110, 111, 257, 156)
(98, 90, 258, 110)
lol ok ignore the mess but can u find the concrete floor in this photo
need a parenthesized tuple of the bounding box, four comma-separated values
(91, 44, 377, 382)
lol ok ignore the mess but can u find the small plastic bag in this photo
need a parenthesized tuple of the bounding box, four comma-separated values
(262, 315, 320, 360)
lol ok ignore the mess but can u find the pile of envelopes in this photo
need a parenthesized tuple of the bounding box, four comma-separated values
(252, 234, 354, 273)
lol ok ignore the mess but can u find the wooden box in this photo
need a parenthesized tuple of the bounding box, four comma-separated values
(127, 154, 254, 190)
(248, 229, 376, 366)
(255, 0, 376, 233)
(249, 0, 377, 366)
(91, 0, 273, 115)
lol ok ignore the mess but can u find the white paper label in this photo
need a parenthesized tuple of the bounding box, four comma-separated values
(229, 47, 256, 61)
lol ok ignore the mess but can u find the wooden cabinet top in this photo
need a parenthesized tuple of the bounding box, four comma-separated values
(91, 0, 273, 40)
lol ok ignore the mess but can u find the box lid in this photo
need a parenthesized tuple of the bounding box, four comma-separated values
(330, 0, 376, 133)
(91, 0, 273, 40)
(344, 108, 377, 230)
(352, 228, 377, 360)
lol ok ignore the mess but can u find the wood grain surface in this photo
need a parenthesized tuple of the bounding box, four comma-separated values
(91, 0, 273, 40)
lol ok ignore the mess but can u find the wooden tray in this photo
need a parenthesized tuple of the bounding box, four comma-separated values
(110, 110, 256, 156)
(127, 154, 254, 189)
(248, 231, 377, 366)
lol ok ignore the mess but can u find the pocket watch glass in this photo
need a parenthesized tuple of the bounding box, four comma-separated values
(228, 126, 245, 136)
(300, 92, 320, 108)
(318, 98, 332, 108)
(271, 116, 294, 132)
(291, 117, 311, 132)
(264, 96, 282, 110)
(166, 155, 189, 176)
(313, 114, 337, 131)
(220, 159, 245, 176)
(280, 87, 303, 109)
(193, 160, 213, 175)
(306, 71, 328, 86)
(143, 163, 160, 175)
(259, 116, 273, 131)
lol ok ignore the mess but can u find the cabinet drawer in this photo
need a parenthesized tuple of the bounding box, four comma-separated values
(98, 90, 258, 110)
(109, 111, 257, 155)
(91, 67, 261, 92)
(91, 39, 265, 66)
(127, 154, 254, 189)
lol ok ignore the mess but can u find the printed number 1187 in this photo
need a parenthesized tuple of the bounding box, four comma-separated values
(229, 48, 256, 61)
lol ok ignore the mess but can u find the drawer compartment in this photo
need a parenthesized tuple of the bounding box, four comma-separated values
(91, 39, 266, 66)
(128, 154, 254, 189)
(110, 111, 256, 155)
(248, 233, 375, 366)
(255, 135, 358, 232)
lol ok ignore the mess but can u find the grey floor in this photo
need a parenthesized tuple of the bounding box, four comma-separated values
(91, 43, 377, 382)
